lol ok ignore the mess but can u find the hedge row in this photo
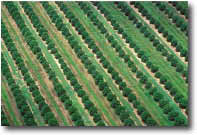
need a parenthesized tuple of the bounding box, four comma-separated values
(79, 0, 187, 116)
(1, 107, 10, 126)
(57, 1, 160, 126)
(131, 2, 188, 62)
(130, 2, 189, 81)
(168, 2, 188, 19)
(153, 2, 188, 34)
(114, 1, 188, 106)
(49, 1, 140, 126)
(91, 2, 187, 126)
(20, 1, 106, 126)
(4, 1, 84, 126)
(1, 53, 37, 126)
(2, 17, 59, 126)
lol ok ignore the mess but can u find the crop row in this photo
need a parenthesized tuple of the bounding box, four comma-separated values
(153, 2, 188, 34)
(20, 1, 106, 126)
(1, 1, 188, 127)
(113, 2, 188, 83)
(106, 2, 188, 98)
(81, 0, 188, 118)
(4, 1, 86, 126)
(1, 107, 10, 126)
(130, 2, 188, 63)
(2, 18, 59, 126)
(93, 1, 187, 115)
(1, 52, 37, 126)
(42, 1, 138, 126)
(88, 1, 187, 125)
(168, 1, 188, 19)
(54, 1, 161, 126)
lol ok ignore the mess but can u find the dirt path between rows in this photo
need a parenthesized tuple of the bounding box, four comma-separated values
(130, 4, 187, 64)
(1, 104, 12, 125)
(3, 5, 72, 126)
(93, 4, 188, 122)
(64, 3, 146, 126)
(92, 4, 173, 125)
(2, 36, 47, 126)
(93, 4, 187, 118)
(21, 2, 95, 126)
(1, 77, 23, 125)
(152, 2, 188, 36)
(51, 2, 125, 126)
(34, 2, 97, 126)
(167, 2, 188, 22)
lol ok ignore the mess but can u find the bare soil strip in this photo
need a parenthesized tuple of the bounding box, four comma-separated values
(34, 2, 122, 126)
(2, 6, 72, 126)
(2, 40, 46, 125)
(51, 2, 143, 126)
(16, 3, 94, 126)
(63, 2, 172, 125)
(2, 78, 23, 125)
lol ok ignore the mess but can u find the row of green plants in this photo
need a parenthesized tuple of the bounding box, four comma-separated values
(94, 1, 187, 109)
(120, 2, 188, 82)
(4, 1, 84, 126)
(42, 1, 136, 126)
(2, 18, 59, 126)
(20, 1, 106, 126)
(130, 2, 188, 62)
(118, 1, 189, 86)
(168, 2, 188, 19)
(94, 2, 188, 86)
(113, 1, 188, 106)
(1, 107, 10, 126)
(1, 52, 37, 126)
(55, 1, 158, 126)
(153, 2, 188, 34)
(85, 2, 187, 126)
(47, 1, 138, 126)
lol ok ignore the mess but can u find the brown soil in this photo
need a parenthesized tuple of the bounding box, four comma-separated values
(2, 5, 73, 126)
(37, 2, 125, 126)
(22, 2, 96, 126)
(63, 3, 147, 126)
(1, 79, 23, 125)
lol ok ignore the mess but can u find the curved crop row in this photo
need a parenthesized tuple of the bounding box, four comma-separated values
(20, 1, 106, 126)
(168, 2, 188, 19)
(43, 1, 138, 126)
(81, 2, 187, 126)
(55, 1, 159, 126)
(130, 2, 188, 62)
(152, 2, 188, 34)
(2, 19, 59, 126)
(4, 1, 85, 126)
(1, 107, 10, 126)
(1, 53, 37, 126)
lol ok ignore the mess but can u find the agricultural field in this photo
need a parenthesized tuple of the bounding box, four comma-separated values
(1, 1, 188, 126)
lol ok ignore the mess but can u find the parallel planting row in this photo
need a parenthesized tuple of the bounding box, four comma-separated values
(1, 1, 188, 126)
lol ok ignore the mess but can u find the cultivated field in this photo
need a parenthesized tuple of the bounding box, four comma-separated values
(1, 1, 188, 126)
